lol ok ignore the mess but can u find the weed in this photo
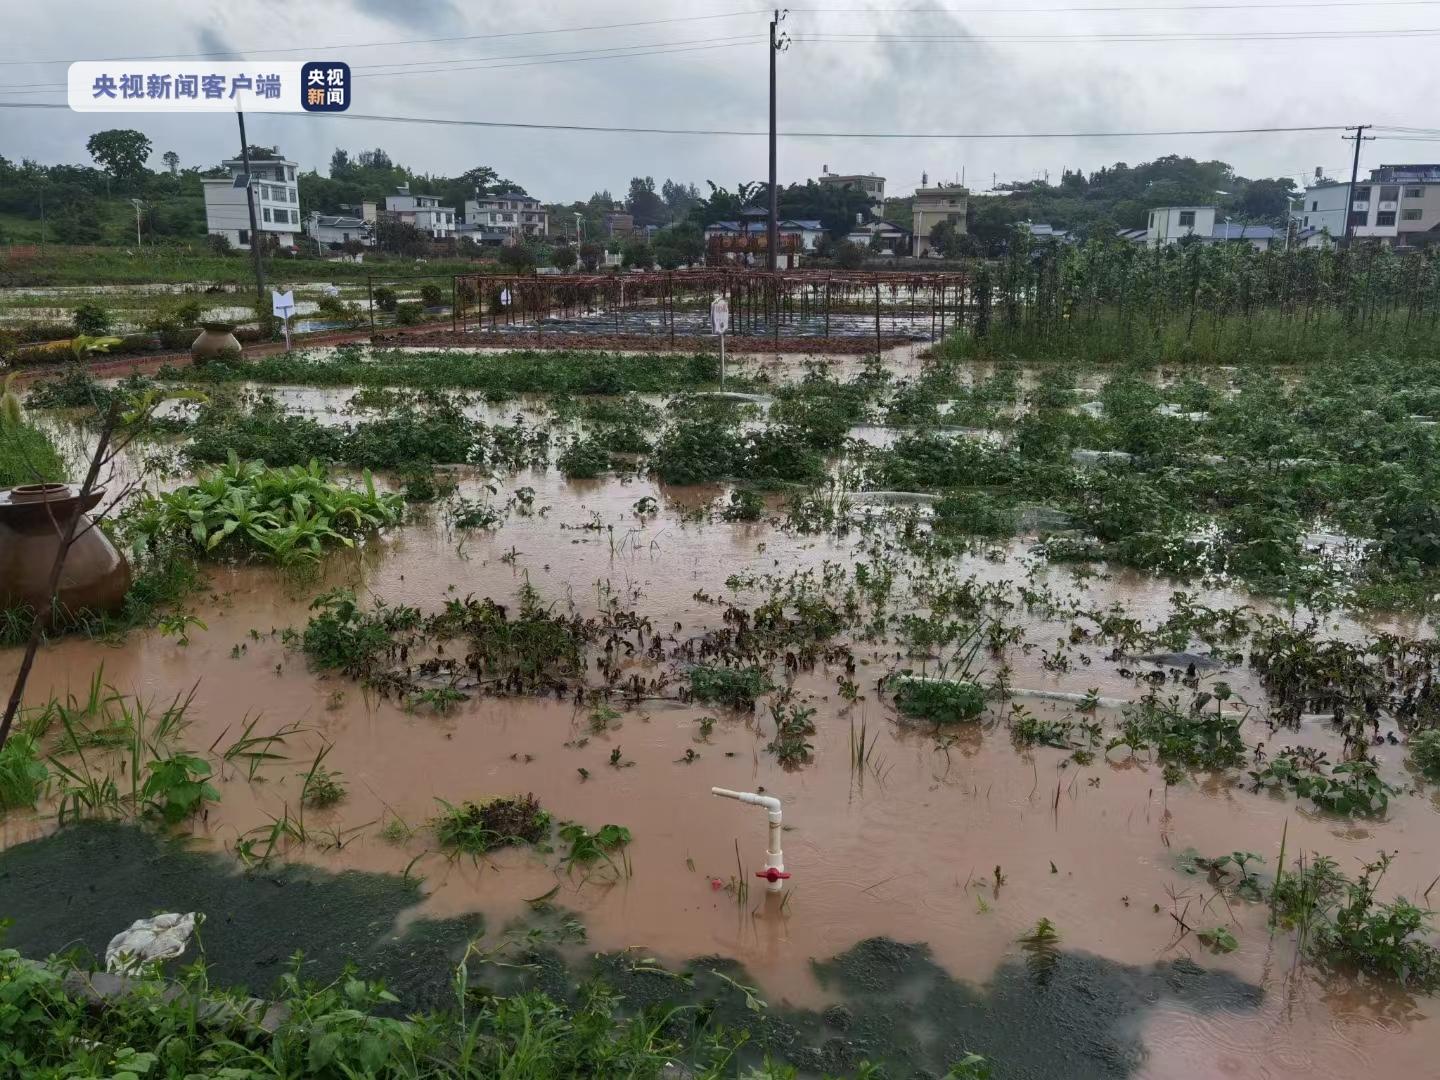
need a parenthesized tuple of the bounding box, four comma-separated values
(689, 665, 771, 710)
(893, 677, 986, 725)
(0, 736, 48, 810)
(433, 794, 550, 854)
(557, 822, 632, 874)
(1197, 927, 1239, 953)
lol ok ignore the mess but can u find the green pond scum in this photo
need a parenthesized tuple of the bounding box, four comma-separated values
(0, 823, 1262, 1079)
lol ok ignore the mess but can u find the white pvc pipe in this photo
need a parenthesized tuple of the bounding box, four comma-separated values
(711, 787, 786, 892)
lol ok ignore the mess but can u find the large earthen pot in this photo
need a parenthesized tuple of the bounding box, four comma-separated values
(191, 322, 241, 365)
(0, 483, 131, 626)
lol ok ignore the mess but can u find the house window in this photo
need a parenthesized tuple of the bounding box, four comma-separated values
(1304, 216, 1310, 226)
(263, 208, 272, 222)
(1178, 210, 1196, 227)
(1380, 186, 1400, 202)
(342, 232, 350, 242)
(1402, 209, 1423, 221)
(1348, 211, 1368, 228)
(1377, 211, 1397, 227)
(1405, 187, 1425, 199)
(1311, 201, 1318, 211)
(1353, 186, 1371, 201)
(287, 167, 295, 181)
(238, 229, 249, 245)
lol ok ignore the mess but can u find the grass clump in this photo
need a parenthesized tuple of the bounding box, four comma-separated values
(433, 794, 550, 853)
(1407, 729, 1440, 779)
(892, 677, 987, 724)
(558, 822, 632, 874)
(1108, 692, 1245, 772)
(689, 665, 771, 709)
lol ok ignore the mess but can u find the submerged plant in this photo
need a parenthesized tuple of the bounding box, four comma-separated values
(433, 794, 550, 854)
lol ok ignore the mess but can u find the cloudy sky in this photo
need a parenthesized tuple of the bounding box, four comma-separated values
(3, 0, 1436, 201)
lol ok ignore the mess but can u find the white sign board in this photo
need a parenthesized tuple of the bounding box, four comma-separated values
(500, 288, 512, 307)
(271, 289, 296, 319)
(710, 296, 730, 335)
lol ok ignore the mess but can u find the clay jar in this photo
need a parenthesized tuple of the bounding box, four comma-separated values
(190, 322, 241, 365)
(0, 483, 131, 625)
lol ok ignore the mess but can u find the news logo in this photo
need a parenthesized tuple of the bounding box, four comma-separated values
(69, 62, 352, 113)
(300, 62, 350, 112)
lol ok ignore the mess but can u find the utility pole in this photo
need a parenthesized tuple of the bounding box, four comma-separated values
(129, 198, 144, 250)
(767, 9, 787, 273)
(237, 109, 266, 306)
(1341, 124, 1373, 249)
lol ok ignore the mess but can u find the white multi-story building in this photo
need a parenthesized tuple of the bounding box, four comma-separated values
(1145, 206, 1277, 250)
(304, 201, 376, 249)
(202, 151, 300, 250)
(464, 190, 549, 239)
(384, 185, 456, 239)
(1294, 165, 1440, 248)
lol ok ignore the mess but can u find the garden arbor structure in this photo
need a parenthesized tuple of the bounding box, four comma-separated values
(450, 268, 972, 349)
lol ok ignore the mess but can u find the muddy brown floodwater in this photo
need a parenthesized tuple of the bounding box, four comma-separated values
(4, 362, 1440, 1078)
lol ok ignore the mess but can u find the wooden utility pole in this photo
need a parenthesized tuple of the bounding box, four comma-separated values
(237, 110, 266, 306)
(1341, 124, 1374, 249)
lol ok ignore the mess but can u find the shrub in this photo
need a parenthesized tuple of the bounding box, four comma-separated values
(893, 677, 987, 724)
(723, 487, 765, 522)
(395, 301, 423, 326)
(553, 245, 577, 270)
(71, 302, 113, 335)
(372, 286, 398, 312)
(419, 283, 444, 307)
(557, 437, 610, 479)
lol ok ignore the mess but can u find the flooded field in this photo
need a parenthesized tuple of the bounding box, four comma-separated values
(3, 342, 1440, 1078)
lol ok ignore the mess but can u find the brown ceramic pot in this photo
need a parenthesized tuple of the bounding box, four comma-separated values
(0, 483, 131, 625)
(191, 323, 241, 365)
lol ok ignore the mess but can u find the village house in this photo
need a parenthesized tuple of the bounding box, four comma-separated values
(202, 148, 300, 250)
(464, 190, 549, 240)
(384, 184, 456, 239)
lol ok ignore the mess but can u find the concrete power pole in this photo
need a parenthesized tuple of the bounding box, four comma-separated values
(236, 110, 266, 306)
(1341, 124, 1373, 249)
(767, 9, 787, 273)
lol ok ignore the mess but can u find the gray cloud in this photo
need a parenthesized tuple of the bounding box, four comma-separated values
(1, 0, 1424, 204)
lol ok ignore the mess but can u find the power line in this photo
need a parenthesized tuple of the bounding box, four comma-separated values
(793, 26, 1440, 42)
(0, 101, 1357, 140)
(790, 0, 1440, 11)
(0, 10, 767, 67)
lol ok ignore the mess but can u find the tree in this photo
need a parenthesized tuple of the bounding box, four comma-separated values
(355, 148, 393, 170)
(497, 242, 536, 273)
(662, 179, 700, 220)
(833, 240, 865, 269)
(162, 150, 179, 176)
(85, 129, 152, 181)
(928, 219, 971, 259)
(579, 242, 603, 271)
(654, 223, 704, 269)
(374, 218, 424, 255)
(329, 148, 351, 176)
(626, 177, 668, 227)
(622, 238, 655, 269)
(461, 166, 499, 194)
(552, 245, 578, 271)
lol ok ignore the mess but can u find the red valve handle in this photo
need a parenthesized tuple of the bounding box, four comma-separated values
(755, 868, 791, 882)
